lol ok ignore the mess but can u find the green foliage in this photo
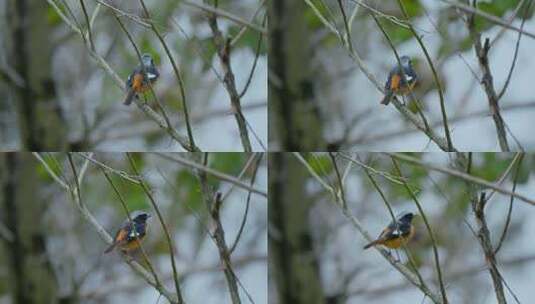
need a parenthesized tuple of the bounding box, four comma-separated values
(198, 36, 218, 72)
(387, 160, 425, 201)
(380, 19, 413, 45)
(474, 0, 519, 33)
(470, 153, 512, 181)
(108, 175, 149, 212)
(175, 169, 203, 214)
(228, 26, 267, 55)
(207, 153, 247, 188)
(400, 0, 423, 19)
(47, 6, 62, 26)
(304, 0, 332, 30)
(305, 153, 334, 178)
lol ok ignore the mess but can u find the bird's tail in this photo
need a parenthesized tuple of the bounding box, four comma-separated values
(380, 91, 393, 105)
(381, 90, 394, 106)
(363, 239, 382, 249)
(104, 242, 116, 253)
(123, 89, 136, 105)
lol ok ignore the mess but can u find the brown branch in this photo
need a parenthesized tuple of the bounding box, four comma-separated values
(208, 7, 252, 152)
(467, 3, 510, 151)
(210, 192, 242, 304)
(473, 193, 507, 304)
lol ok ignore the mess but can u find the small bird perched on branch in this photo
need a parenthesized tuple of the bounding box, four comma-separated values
(105, 210, 152, 253)
(123, 53, 160, 105)
(381, 56, 418, 105)
(363, 211, 415, 250)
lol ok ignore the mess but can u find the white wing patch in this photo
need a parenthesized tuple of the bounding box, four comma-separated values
(147, 72, 158, 80)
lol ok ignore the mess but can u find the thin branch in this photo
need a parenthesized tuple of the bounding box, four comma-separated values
(126, 153, 185, 304)
(99, 166, 161, 288)
(388, 152, 535, 206)
(211, 193, 242, 304)
(292, 153, 335, 197)
(396, 0, 453, 151)
(208, 7, 252, 152)
(138, 0, 197, 150)
(229, 154, 263, 255)
(79, 0, 95, 51)
(497, 0, 532, 100)
(346, 101, 535, 147)
(467, 6, 510, 151)
(494, 153, 524, 254)
(472, 192, 507, 304)
(77, 153, 140, 184)
(181, 0, 267, 34)
(442, 0, 535, 39)
(154, 153, 267, 198)
(391, 158, 449, 304)
(329, 152, 347, 209)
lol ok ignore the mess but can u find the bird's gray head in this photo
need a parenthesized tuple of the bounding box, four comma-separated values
(141, 54, 154, 66)
(400, 56, 411, 67)
(130, 210, 152, 223)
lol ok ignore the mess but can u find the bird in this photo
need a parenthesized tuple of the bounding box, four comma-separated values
(104, 210, 152, 253)
(380, 56, 418, 105)
(123, 53, 160, 105)
(363, 211, 415, 250)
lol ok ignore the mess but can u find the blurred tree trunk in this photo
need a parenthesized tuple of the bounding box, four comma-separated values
(269, 153, 325, 303)
(269, 0, 325, 151)
(1, 153, 59, 303)
(7, 0, 67, 150)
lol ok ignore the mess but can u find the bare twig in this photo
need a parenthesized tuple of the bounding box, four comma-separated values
(388, 153, 535, 206)
(126, 153, 185, 304)
(208, 7, 252, 152)
(229, 154, 263, 255)
(329, 152, 347, 209)
(138, 0, 197, 150)
(181, 0, 267, 34)
(210, 193, 242, 304)
(494, 153, 524, 254)
(497, 0, 532, 100)
(442, 0, 535, 39)
(154, 153, 267, 198)
(391, 158, 449, 304)
(99, 166, 161, 288)
(472, 192, 507, 304)
(467, 6, 510, 151)
(396, 0, 453, 151)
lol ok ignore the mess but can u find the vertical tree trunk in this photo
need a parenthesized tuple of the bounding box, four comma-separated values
(269, 0, 325, 151)
(269, 153, 325, 303)
(1, 153, 59, 304)
(7, 0, 67, 150)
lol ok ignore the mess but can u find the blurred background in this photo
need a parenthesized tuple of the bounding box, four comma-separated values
(0, 0, 266, 151)
(0, 152, 267, 303)
(269, 0, 535, 151)
(269, 152, 535, 304)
